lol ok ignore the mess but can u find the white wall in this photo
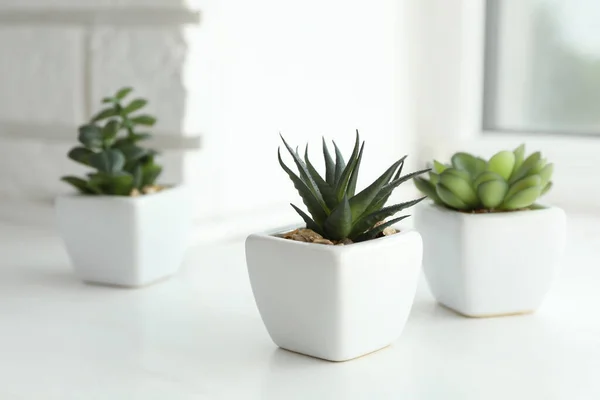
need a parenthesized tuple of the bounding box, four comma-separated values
(0, 0, 418, 238)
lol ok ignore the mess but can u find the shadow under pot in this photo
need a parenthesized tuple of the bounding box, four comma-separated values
(415, 203, 566, 318)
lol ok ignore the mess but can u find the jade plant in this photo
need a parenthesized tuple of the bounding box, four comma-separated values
(278, 131, 429, 242)
(61, 87, 162, 196)
(413, 145, 553, 212)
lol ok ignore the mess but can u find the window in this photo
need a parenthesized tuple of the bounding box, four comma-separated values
(484, 0, 600, 135)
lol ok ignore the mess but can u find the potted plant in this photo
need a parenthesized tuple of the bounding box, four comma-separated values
(56, 87, 191, 287)
(413, 145, 566, 317)
(245, 131, 429, 361)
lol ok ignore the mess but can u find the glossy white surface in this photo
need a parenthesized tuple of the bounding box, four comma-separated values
(246, 227, 423, 361)
(1, 212, 599, 399)
(416, 204, 567, 317)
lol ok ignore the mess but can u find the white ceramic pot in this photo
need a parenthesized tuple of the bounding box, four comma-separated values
(415, 203, 567, 317)
(56, 185, 191, 287)
(245, 226, 423, 362)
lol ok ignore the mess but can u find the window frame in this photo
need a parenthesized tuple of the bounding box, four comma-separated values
(413, 0, 600, 210)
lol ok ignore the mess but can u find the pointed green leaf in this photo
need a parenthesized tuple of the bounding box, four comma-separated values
(304, 145, 337, 209)
(393, 156, 408, 180)
(278, 149, 328, 225)
(477, 179, 508, 209)
(322, 137, 336, 185)
(350, 197, 426, 237)
(433, 160, 448, 174)
(511, 144, 526, 177)
(324, 195, 353, 240)
(428, 171, 439, 186)
(366, 168, 431, 214)
(280, 135, 328, 212)
(290, 203, 324, 235)
(510, 151, 541, 183)
(539, 163, 554, 187)
(346, 141, 365, 197)
(348, 158, 404, 221)
(332, 140, 346, 184)
(334, 132, 361, 201)
(355, 215, 410, 242)
(436, 183, 469, 210)
(89, 149, 125, 173)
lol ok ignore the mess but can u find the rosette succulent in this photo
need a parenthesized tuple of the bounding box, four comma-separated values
(61, 87, 162, 196)
(414, 145, 553, 212)
(279, 131, 429, 242)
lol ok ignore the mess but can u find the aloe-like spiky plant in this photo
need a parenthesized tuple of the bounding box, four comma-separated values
(61, 87, 162, 196)
(278, 131, 429, 242)
(413, 144, 553, 211)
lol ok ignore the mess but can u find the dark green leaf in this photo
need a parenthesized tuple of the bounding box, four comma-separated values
(67, 147, 94, 166)
(115, 87, 133, 100)
(350, 197, 426, 237)
(91, 107, 118, 122)
(117, 143, 148, 163)
(365, 168, 431, 215)
(322, 137, 335, 185)
(88, 172, 134, 196)
(141, 162, 162, 187)
(280, 135, 328, 213)
(89, 149, 125, 173)
(348, 157, 404, 221)
(131, 132, 152, 142)
(132, 164, 143, 189)
(324, 195, 353, 240)
(393, 155, 407, 181)
(130, 114, 157, 126)
(102, 120, 120, 147)
(122, 99, 148, 115)
(290, 203, 324, 236)
(278, 148, 328, 225)
(60, 176, 95, 194)
(355, 215, 410, 242)
(346, 140, 365, 197)
(334, 132, 361, 201)
(102, 97, 117, 104)
(304, 145, 337, 210)
(332, 140, 346, 184)
(78, 124, 103, 149)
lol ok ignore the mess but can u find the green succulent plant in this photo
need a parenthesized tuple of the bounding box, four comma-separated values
(413, 144, 553, 212)
(278, 131, 429, 242)
(61, 87, 162, 196)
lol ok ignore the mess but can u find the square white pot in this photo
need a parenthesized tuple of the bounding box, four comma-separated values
(245, 226, 423, 362)
(415, 203, 567, 317)
(56, 185, 192, 287)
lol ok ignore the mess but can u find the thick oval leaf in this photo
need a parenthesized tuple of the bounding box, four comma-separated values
(503, 185, 541, 210)
(115, 87, 133, 99)
(442, 168, 471, 181)
(436, 183, 468, 210)
(477, 179, 508, 209)
(87, 172, 134, 196)
(539, 163, 554, 187)
(451, 153, 486, 176)
(510, 151, 541, 183)
(433, 160, 448, 174)
(488, 150, 515, 181)
(91, 107, 118, 122)
(141, 162, 162, 187)
(67, 147, 94, 166)
(123, 98, 148, 115)
(506, 174, 541, 200)
(439, 171, 479, 206)
(413, 177, 442, 204)
(473, 171, 504, 189)
(541, 181, 553, 196)
(324, 196, 352, 240)
(530, 158, 547, 174)
(130, 114, 157, 126)
(89, 149, 125, 173)
(428, 171, 440, 186)
(102, 120, 120, 147)
(61, 176, 95, 194)
(118, 143, 148, 163)
(511, 144, 525, 178)
(78, 124, 103, 149)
